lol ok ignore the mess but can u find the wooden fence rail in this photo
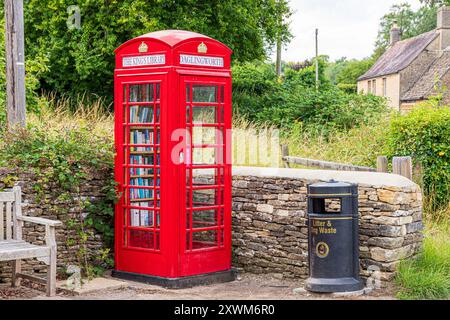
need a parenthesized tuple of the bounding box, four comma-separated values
(281, 145, 414, 179)
(282, 156, 376, 172)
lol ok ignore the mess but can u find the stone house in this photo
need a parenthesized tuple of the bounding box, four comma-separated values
(357, 6, 450, 112)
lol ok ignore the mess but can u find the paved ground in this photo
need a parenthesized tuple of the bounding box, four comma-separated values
(0, 274, 396, 300)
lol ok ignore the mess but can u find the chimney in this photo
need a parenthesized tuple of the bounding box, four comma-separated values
(437, 6, 450, 50)
(390, 21, 401, 46)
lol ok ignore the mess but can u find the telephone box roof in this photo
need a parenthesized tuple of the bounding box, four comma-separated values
(115, 29, 232, 53)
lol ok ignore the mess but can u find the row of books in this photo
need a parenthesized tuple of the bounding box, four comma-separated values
(130, 207, 160, 227)
(129, 155, 160, 169)
(130, 177, 161, 188)
(129, 105, 159, 124)
(129, 187, 156, 200)
(129, 84, 159, 103)
(130, 130, 160, 151)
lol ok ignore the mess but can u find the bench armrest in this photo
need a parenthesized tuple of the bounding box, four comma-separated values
(17, 216, 62, 227)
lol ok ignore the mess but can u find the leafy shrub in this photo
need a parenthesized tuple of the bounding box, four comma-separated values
(233, 62, 388, 134)
(388, 105, 450, 210)
(336, 83, 357, 94)
(232, 62, 279, 117)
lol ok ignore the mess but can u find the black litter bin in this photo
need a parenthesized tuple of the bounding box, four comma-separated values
(306, 180, 363, 293)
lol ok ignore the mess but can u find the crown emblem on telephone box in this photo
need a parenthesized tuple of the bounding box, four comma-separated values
(139, 42, 149, 53)
(198, 42, 208, 53)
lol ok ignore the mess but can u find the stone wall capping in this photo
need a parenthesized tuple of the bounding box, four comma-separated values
(232, 167, 418, 189)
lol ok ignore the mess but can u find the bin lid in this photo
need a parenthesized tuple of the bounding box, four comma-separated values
(308, 180, 357, 197)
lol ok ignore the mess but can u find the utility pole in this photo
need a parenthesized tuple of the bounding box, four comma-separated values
(276, 35, 282, 78)
(315, 28, 319, 90)
(5, 0, 27, 129)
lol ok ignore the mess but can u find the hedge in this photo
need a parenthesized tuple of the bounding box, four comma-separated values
(388, 105, 450, 210)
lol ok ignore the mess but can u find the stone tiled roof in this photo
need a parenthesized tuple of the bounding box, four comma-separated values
(358, 31, 438, 81)
(401, 51, 450, 101)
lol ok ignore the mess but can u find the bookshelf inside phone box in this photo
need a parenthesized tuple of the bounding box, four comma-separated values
(113, 30, 235, 287)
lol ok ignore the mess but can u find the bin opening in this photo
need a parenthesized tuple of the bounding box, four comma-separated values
(312, 198, 341, 214)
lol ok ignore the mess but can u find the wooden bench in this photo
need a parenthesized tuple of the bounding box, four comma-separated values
(0, 186, 62, 296)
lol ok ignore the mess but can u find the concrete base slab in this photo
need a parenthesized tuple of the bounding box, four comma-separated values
(331, 287, 370, 297)
(57, 277, 129, 295)
(292, 287, 308, 295)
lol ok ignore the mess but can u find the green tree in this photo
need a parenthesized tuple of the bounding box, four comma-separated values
(325, 57, 348, 85)
(23, 0, 292, 98)
(335, 58, 374, 85)
(374, 2, 445, 59)
(374, 3, 417, 57)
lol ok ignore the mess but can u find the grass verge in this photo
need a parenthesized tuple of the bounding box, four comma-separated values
(395, 209, 449, 300)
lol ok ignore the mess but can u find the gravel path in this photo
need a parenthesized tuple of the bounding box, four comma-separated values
(1, 274, 396, 300)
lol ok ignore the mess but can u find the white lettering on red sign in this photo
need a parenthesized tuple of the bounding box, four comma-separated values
(122, 54, 166, 67)
(180, 54, 224, 67)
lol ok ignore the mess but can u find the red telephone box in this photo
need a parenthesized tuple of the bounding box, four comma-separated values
(112, 30, 234, 287)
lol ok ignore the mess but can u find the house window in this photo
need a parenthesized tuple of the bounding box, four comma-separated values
(372, 80, 376, 95)
(368, 80, 371, 94)
(383, 78, 387, 96)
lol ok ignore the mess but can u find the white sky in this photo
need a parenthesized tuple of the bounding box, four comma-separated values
(272, 0, 422, 62)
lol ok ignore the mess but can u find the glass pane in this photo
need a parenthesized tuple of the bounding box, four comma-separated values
(219, 208, 224, 227)
(186, 84, 190, 102)
(129, 188, 155, 201)
(129, 106, 154, 123)
(129, 84, 154, 102)
(128, 166, 160, 179)
(192, 209, 218, 228)
(192, 189, 220, 207)
(129, 176, 160, 187)
(130, 129, 159, 149)
(156, 83, 160, 100)
(192, 127, 221, 145)
(129, 230, 157, 249)
(129, 209, 156, 227)
(192, 168, 218, 186)
(186, 105, 190, 124)
(193, 147, 222, 165)
(192, 85, 217, 103)
(220, 86, 224, 103)
(192, 106, 216, 124)
(192, 230, 218, 250)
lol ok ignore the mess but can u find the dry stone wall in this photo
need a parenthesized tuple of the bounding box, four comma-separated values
(231, 167, 423, 287)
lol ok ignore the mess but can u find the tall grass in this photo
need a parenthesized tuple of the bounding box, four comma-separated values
(284, 117, 391, 168)
(395, 218, 450, 300)
(30, 93, 114, 139)
(232, 117, 282, 167)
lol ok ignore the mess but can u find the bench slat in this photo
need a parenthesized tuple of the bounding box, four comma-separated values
(0, 240, 29, 249)
(0, 192, 15, 202)
(5, 202, 12, 240)
(0, 245, 49, 261)
(0, 202, 4, 240)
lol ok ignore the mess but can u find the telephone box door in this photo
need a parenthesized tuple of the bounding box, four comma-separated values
(115, 74, 176, 277)
(179, 75, 232, 276)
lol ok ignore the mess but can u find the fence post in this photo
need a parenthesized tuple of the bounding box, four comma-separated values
(392, 156, 413, 180)
(281, 144, 290, 168)
(376, 156, 388, 173)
